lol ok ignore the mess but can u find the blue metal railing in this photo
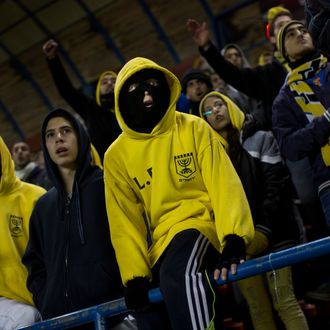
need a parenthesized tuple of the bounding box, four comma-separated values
(20, 236, 330, 330)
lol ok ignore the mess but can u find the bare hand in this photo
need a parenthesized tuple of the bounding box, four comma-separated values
(186, 19, 211, 48)
(213, 259, 245, 282)
(42, 39, 59, 59)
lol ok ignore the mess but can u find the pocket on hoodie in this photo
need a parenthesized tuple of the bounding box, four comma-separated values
(38, 272, 67, 319)
(71, 262, 123, 307)
(87, 262, 123, 301)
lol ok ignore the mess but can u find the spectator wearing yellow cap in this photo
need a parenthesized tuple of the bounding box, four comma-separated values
(266, 5, 293, 45)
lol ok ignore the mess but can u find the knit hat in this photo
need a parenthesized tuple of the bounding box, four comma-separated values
(277, 20, 305, 61)
(266, 5, 292, 39)
(267, 5, 291, 25)
(181, 69, 212, 94)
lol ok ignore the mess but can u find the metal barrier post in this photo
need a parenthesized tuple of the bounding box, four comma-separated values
(94, 312, 108, 330)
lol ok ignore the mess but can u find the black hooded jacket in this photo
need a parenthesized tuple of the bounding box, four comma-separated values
(22, 109, 123, 320)
(46, 56, 122, 160)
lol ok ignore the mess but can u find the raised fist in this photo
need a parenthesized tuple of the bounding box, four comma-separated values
(42, 39, 59, 59)
(186, 19, 211, 49)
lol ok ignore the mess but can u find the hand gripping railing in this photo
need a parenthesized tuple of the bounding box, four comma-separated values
(20, 236, 330, 330)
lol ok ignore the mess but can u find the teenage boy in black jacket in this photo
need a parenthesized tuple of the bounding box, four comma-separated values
(22, 109, 136, 329)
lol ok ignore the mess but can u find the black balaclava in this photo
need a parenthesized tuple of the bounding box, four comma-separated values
(119, 69, 170, 133)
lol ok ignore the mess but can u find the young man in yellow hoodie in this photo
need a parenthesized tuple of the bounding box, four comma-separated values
(0, 136, 45, 329)
(103, 57, 254, 329)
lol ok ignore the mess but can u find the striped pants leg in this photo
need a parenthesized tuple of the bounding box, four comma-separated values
(134, 229, 220, 330)
(161, 229, 220, 330)
(159, 229, 218, 330)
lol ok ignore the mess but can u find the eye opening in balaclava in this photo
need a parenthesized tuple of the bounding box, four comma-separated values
(119, 69, 170, 133)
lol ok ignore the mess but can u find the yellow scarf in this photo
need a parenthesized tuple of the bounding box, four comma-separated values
(274, 50, 291, 73)
(287, 55, 330, 166)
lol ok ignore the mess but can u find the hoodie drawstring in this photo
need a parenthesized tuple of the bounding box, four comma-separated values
(73, 181, 85, 245)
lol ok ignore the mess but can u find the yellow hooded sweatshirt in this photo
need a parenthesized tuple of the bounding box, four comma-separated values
(95, 70, 117, 108)
(199, 91, 245, 152)
(0, 137, 45, 304)
(104, 57, 254, 285)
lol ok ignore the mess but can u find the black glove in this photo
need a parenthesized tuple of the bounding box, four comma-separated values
(125, 277, 150, 310)
(216, 234, 246, 273)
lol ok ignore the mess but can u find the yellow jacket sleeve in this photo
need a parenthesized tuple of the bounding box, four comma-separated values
(104, 154, 152, 285)
(199, 135, 255, 251)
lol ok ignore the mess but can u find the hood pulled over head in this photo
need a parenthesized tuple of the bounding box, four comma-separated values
(41, 108, 91, 191)
(221, 43, 251, 68)
(0, 136, 19, 195)
(96, 70, 117, 109)
(115, 57, 181, 136)
(199, 91, 245, 132)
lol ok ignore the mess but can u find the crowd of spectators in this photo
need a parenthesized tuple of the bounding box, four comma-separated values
(1, 3, 330, 330)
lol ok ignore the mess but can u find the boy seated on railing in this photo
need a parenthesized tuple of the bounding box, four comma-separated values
(22, 109, 136, 329)
(103, 56, 254, 329)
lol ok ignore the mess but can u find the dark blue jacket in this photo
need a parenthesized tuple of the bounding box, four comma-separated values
(272, 63, 330, 194)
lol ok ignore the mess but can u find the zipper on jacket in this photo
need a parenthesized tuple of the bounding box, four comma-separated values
(74, 182, 86, 245)
(64, 203, 71, 307)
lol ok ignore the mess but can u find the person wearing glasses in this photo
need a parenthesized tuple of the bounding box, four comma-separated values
(199, 91, 308, 330)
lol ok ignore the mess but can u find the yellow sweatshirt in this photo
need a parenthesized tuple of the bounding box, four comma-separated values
(0, 137, 45, 304)
(104, 57, 254, 285)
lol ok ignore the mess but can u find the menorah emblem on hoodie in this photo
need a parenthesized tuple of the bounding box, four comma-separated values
(174, 152, 196, 178)
(9, 214, 23, 237)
